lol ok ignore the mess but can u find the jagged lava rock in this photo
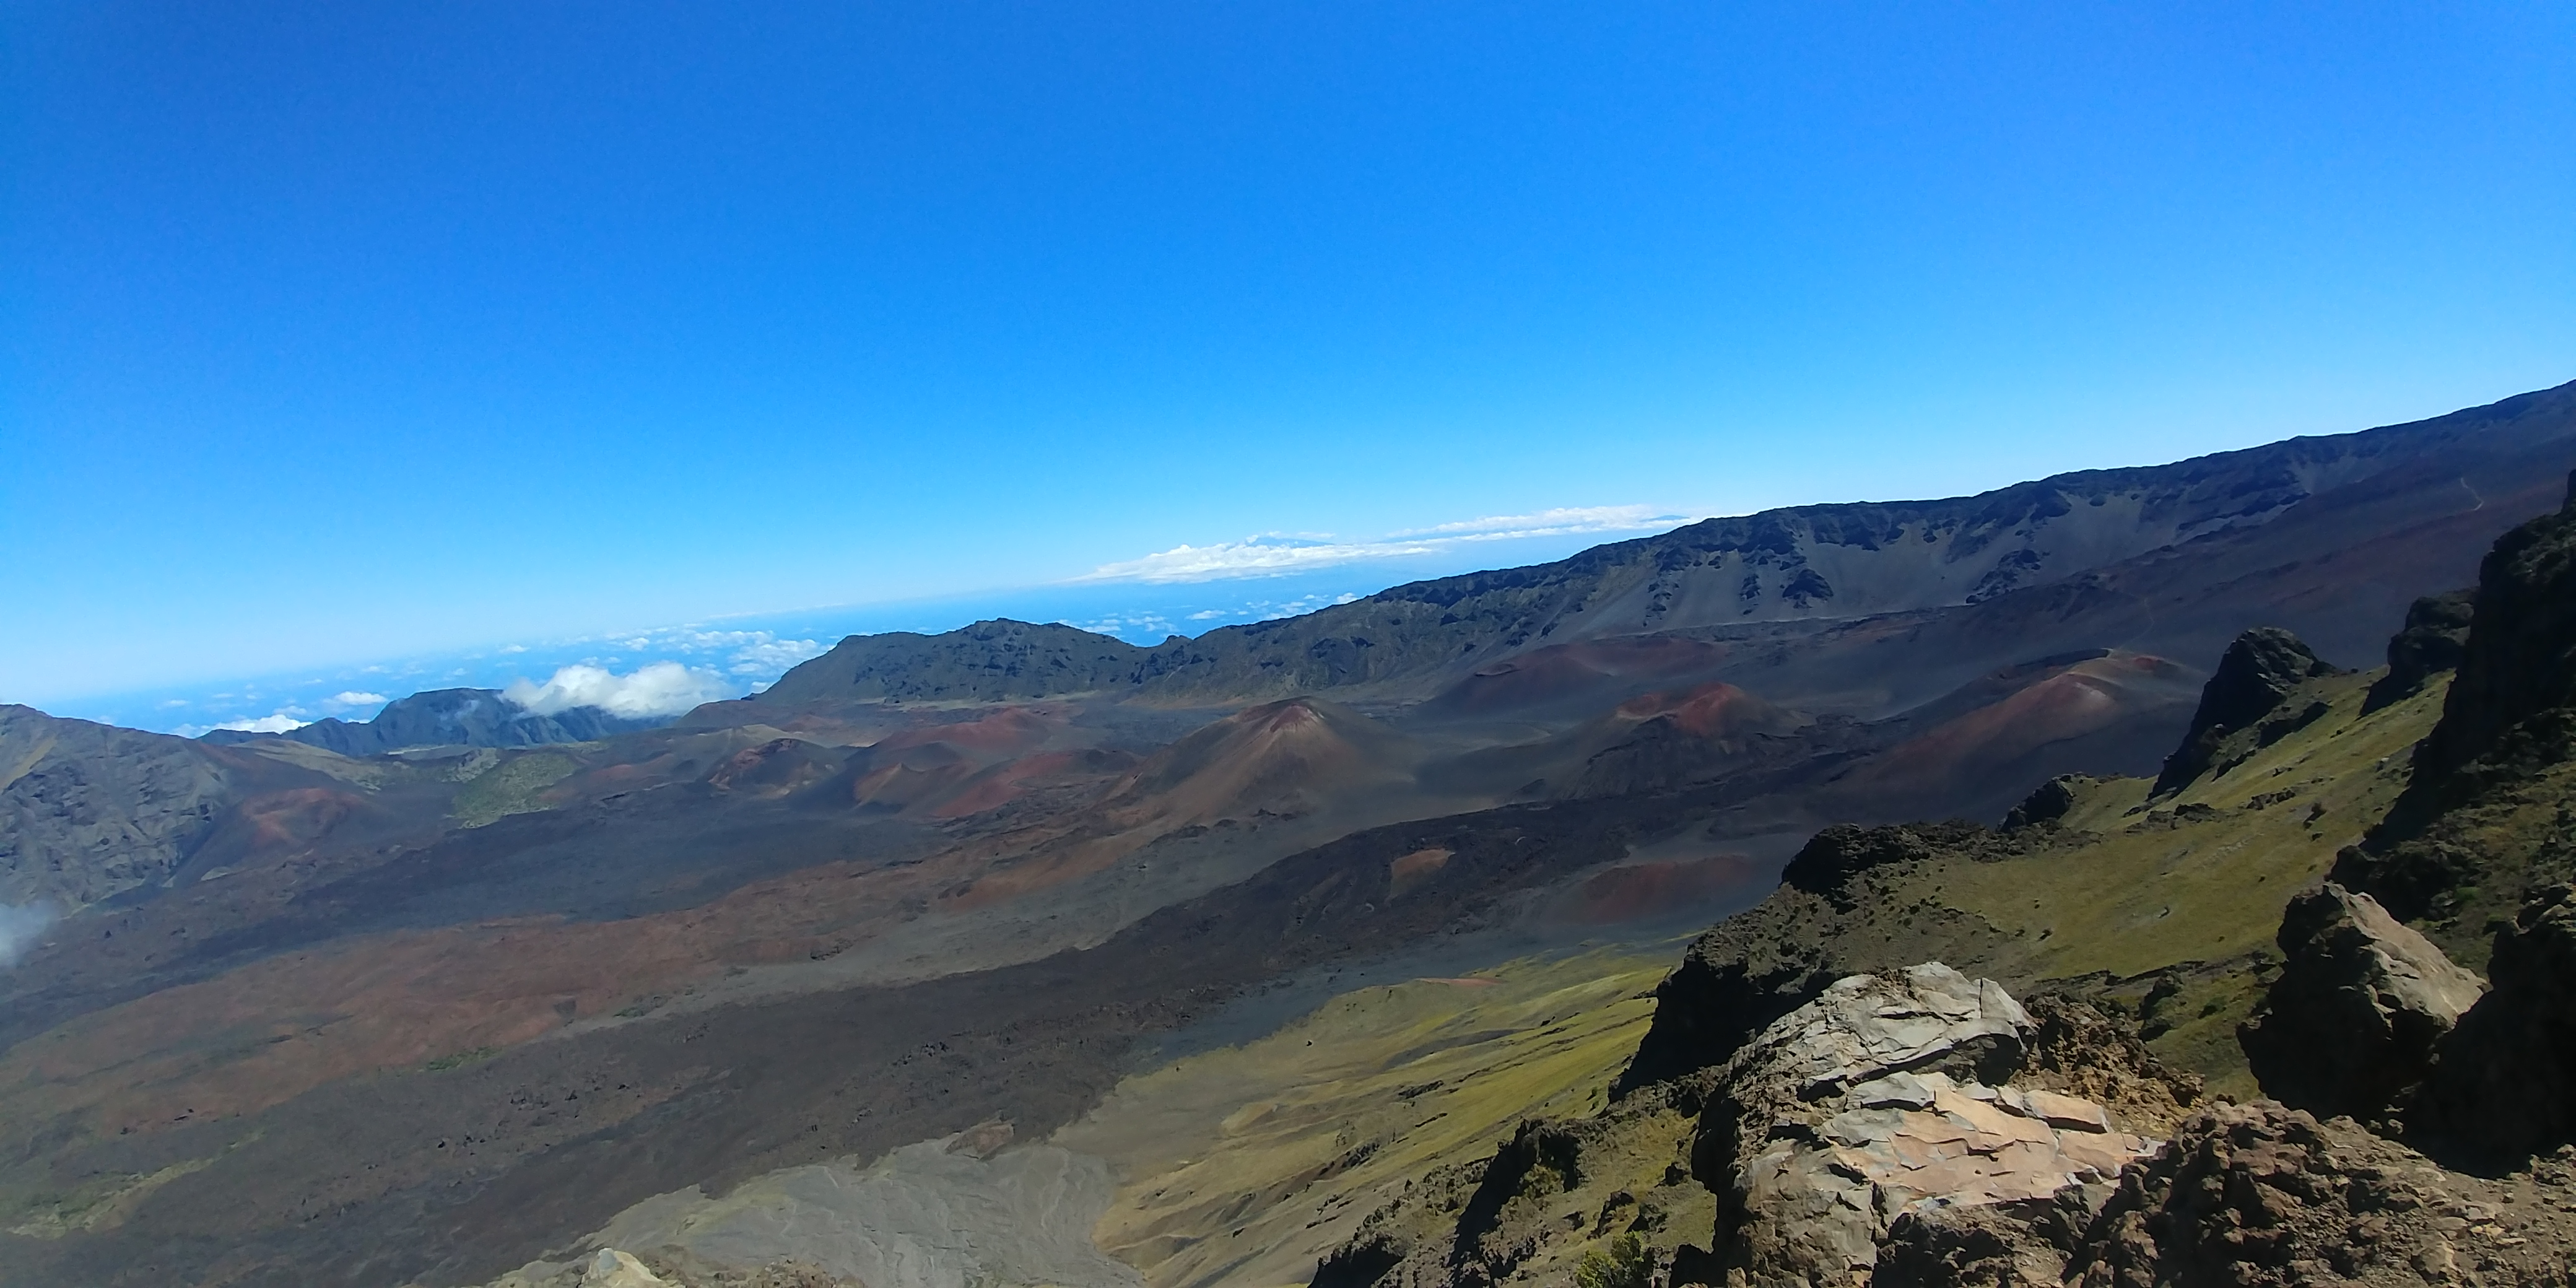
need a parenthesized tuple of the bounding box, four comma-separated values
(2410, 884, 2576, 1167)
(2362, 590, 2478, 714)
(1780, 821, 1995, 910)
(2332, 471, 2576, 929)
(2239, 883, 2485, 1122)
(2064, 1100, 2576, 1288)
(2151, 627, 2340, 796)
(2417, 470, 2576, 778)
(2001, 774, 2091, 830)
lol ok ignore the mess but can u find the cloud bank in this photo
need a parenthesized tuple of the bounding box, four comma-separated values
(1079, 504, 1694, 584)
(505, 662, 731, 718)
(0, 902, 55, 970)
(212, 713, 310, 734)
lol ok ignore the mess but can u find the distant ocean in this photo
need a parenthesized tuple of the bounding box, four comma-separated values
(69, 529, 1635, 736)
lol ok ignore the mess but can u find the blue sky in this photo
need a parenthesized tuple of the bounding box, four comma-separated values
(6, 2, 2573, 724)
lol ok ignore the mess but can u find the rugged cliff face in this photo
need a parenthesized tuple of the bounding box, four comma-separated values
(2335, 471, 2576, 949)
(2147, 628, 2339, 796)
(2416, 471, 2576, 780)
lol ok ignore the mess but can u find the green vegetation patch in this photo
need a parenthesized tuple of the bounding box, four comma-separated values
(424, 1045, 503, 1072)
(1914, 672, 2447, 1087)
(1055, 946, 1683, 1288)
(450, 753, 579, 827)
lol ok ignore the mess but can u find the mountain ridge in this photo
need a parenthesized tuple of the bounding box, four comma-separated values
(205, 688, 666, 755)
(762, 380, 2576, 710)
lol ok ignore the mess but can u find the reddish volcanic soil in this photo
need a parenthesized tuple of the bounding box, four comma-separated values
(1612, 681, 1799, 740)
(0, 703, 1434, 1141)
(1429, 637, 1730, 717)
(1827, 652, 2200, 818)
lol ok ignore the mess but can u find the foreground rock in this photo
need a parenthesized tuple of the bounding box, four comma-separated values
(1614, 823, 2012, 1095)
(1883, 1102, 2576, 1288)
(2078, 1102, 2575, 1288)
(2410, 885, 2576, 1168)
(1692, 965, 2162, 1286)
(2240, 884, 2485, 1122)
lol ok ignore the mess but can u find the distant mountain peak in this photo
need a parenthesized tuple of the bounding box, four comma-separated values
(202, 686, 668, 755)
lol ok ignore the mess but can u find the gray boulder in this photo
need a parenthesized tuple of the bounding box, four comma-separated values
(2239, 883, 2485, 1121)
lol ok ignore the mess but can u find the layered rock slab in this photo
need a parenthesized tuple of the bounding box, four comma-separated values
(1695, 965, 2157, 1286)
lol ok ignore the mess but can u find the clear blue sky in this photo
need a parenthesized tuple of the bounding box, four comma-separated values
(6, 1, 2572, 709)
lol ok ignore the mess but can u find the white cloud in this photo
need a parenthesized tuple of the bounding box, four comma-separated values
(504, 662, 731, 718)
(1081, 534, 1440, 583)
(1076, 505, 1695, 584)
(0, 902, 55, 970)
(557, 627, 829, 681)
(720, 635, 827, 676)
(214, 713, 310, 734)
(1388, 504, 1687, 540)
(1064, 612, 1180, 638)
(323, 690, 388, 713)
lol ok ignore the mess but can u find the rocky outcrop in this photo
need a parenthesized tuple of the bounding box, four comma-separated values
(1614, 947, 1834, 1098)
(2332, 471, 2576, 934)
(2409, 885, 2576, 1168)
(2416, 471, 2576, 780)
(2239, 884, 2485, 1122)
(2001, 775, 2089, 830)
(1615, 823, 2019, 1097)
(1883, 1102, 2576, 1287)
(1780, 822, 1998, 910)
(1691, 965, 2158, 1287)
(2362, 590, 2477, 713)
(2066, 1102, 2576, 1288)
(2150, 628, 2340, 796)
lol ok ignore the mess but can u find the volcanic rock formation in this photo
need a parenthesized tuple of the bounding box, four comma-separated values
(2149, 627, 2341, 796)
(1692, 966, 2156, 1287)
(2362, 590, 2478, 713)
(2238, 883, 2484, 1123)
(2408, 884, 2576, 1168)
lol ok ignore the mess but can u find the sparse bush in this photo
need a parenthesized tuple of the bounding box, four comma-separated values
(1572, 1233, 1650, 1288)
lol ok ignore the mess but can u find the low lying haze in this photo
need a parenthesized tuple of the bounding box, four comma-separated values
(6, 2, 2572, 712)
